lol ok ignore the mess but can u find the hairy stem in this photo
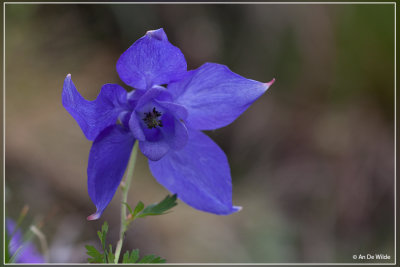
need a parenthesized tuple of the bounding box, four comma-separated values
(114, 141, 138, 263)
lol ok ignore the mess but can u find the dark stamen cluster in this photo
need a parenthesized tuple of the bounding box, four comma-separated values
(143, 107, 163, 129)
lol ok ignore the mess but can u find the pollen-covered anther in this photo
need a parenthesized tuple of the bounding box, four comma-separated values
(143, 107, 163, 129)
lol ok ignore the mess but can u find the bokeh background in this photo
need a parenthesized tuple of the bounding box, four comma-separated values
(4, 3, 395, 263)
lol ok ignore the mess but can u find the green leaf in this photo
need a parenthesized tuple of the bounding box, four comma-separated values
(107, 244, 115, 263)
(97, 222, 108, 251)
(129, 249, 140, 263)
(137, 194, 177, 218)
(122, 202, 134, 215)
(85, 245, 104, 263)
(96, 231, 103, 247)
(90, 222, 109, 263)
(102, 221, 109, 234)
(85, 245, 99, 257)
(138, 254, 166, 263)
(122, 249, 140, 263)
(122, 251, 130, 263)
(121, 249, 165, 264)
(132, 201, 145, 218)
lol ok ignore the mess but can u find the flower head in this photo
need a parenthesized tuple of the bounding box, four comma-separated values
(62, 28, 274, 220)
(6, 219, 44, 263)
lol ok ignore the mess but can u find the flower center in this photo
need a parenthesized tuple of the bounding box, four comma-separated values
(143, 107, 163, 129)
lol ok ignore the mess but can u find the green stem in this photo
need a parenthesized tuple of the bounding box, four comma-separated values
(114, 141, 138, 263)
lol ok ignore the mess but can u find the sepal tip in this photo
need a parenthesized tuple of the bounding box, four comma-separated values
(265, 78, 275, 88)
(146, 28, 167, 41)
(87, 212, 101, 221)
(233, 206, 242, 212)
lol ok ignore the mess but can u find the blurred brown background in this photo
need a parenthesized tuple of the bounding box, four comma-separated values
(4, 3, 395, 263)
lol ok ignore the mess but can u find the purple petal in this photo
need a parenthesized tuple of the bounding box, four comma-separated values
(159, 112, 188, 150)
(134, 100, 188, 159)
(127, 89, 145, 109)
(136, 85, 173, 109)
(155, 100, 188, 121)
(118, 111, 131, 129)
(129, 111, 146, 141)
(116, 28, 187, 90)
(148, 129, 241, 215)
(87, 125, 135, 220)
(139, 139, 170, 161)
(14, 243, 45, 263)
(168, 63, 274, 130)
(6, 219, 44, 263)
(62, 75, 128, 140)
(141, 123, 163, 142)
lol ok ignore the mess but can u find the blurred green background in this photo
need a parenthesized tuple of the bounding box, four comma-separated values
(4, 3, 394, 263)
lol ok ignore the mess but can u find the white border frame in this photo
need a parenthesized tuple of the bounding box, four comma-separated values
(2, 2, 397, 266)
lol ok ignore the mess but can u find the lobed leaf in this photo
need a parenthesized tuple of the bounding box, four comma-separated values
(137, 194, 177, 218)
(85, 245, 104, 263)
(129, 249, 140, 263)
(120, 248, 165, 264)
(138, 254, 166, 263)
(122, 251, 130, 263)
(97, 221, 108, 251)
(107, 244, 115, 263)
(122, 249, 140, 263)
(102, 221, 109, 235)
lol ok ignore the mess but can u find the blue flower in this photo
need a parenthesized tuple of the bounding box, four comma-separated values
(62, 28, 274, 220)
(6, 219, 44, 263)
